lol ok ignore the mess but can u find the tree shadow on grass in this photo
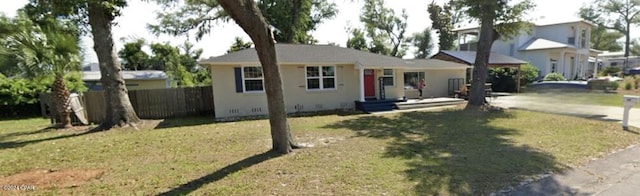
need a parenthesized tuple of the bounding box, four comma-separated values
(324, 109, 568, 195)
(0, 130, 94, 150)
(153, 116, 217, 130)
(157, 150, 282, 196)
(0, 126, 57, 139)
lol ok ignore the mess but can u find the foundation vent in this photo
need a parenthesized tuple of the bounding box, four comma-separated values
(228, 109, 240, 114)
(294, 104, 304, 112)
(340, 102, 353, 109)
(251, 107, 263, 113)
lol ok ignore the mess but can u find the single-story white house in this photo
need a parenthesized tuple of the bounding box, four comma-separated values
(199, 44, 471, 119)
(82, 70, 170, 91)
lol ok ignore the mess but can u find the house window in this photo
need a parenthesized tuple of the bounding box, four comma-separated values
(611, 62, 618, 67)
(243, 66, 264, 92)
(567, 37, 576, 45)
(306, 65, 336, 90)
(550, 59, 557, 73)
(403, 72, 425, 90)
(382, 69, 394, 86)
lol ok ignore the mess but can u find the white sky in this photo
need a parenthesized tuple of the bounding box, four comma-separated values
(1, 0, 635, 64)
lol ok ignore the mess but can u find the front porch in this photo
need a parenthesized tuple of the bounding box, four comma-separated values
(355, 97, 466, 113)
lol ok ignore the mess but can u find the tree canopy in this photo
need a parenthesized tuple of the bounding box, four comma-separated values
(118, 38, 150, 70)
(580, 0, 640, 60)
(408, 27, 434, 58)
(346, 0, 409, 57)
(0, 10, 84, 127)
(148, 0, 337, 44)
(427, 1, 465, 51)
(579, 4, 624, 52)
(227, 37, 253, 53)
(117, 39, 208, 86)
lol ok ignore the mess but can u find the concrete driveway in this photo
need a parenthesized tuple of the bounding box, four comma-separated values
(491, 95, 640, 128)
(490, 95, 640, 196)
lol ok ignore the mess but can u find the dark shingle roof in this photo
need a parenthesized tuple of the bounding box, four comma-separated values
(200, 44, 408, 66)
(200, 44, 471, 69)
(437, 50, 527, 65)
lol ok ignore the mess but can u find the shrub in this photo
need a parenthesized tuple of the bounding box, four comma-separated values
(0, 76, 48, 105)
(520, 63, 539, 86)
(600, 66, 621, 76)
(623, 77, 636, 90)
(634, 77, 640, 89)
(488, 68, 517, 92)
(625, 81, 633, 90)
(609, 81, 619, 91)
(543, 73, 566, 81)
(0, 72, 86, 106)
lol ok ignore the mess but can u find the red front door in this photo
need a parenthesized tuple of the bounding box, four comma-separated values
(364, 69, 375, 97)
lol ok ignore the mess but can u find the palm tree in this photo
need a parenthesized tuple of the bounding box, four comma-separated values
(1, 17, 81, 128)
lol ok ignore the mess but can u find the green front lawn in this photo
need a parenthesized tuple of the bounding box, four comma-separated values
(1, 109, 639, 195)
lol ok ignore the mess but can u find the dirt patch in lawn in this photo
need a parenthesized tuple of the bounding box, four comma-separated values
(0, 169, 106, 189)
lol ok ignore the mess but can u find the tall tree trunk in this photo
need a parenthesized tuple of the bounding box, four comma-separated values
(218, 0, 298, 154)
(88, 0, 140, 130)
(625, 22, 630, 69)
(53, 75, 72, 128)
(286, 0, 302, 43)
(466, 13, 496, 108)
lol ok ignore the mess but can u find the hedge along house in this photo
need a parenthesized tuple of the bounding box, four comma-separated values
(200, 44, 470, 119)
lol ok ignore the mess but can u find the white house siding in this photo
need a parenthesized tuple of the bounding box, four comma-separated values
(492, 29, 534, 57)
(477, 22, 595, 79)
(403, 69, 467, 98)
(518, 50, 549, 76)
(535, 22, 591, 47)
(210, 64, 269, 119)
(210, 64, 360, 119)
(280, 64, 359, 114)
(372, 68, 405, 100)
(492, 40, 514, 56)
(535, 25, 576, 45)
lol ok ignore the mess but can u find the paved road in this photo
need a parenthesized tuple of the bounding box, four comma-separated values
(490, 96, 640, 196)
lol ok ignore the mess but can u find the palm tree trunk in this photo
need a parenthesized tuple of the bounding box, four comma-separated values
(88, 0, 141, 130)
(53, 75, 72, 128)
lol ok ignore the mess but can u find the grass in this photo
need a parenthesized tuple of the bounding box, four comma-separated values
(1, 109, 639, 195)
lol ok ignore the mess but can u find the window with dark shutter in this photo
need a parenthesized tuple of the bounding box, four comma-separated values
(234, 67, 243, 93)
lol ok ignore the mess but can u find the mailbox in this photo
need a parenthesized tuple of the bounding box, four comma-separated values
(624, 95, 640, 107)
(622, 95, 640, 129)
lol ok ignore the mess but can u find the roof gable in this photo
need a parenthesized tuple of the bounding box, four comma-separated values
(519, 38, 574, 51)
(434, 51, 527, 65)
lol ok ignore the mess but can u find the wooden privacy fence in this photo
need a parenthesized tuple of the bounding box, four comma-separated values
(83, 86, 214, 123)
(81, 86, 214, 124)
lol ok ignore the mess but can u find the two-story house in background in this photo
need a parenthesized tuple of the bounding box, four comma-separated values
(453, 19, 602, 80)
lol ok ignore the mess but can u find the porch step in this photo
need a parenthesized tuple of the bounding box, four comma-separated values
(355, 99, 404, 113)
(395, 98, 466, 110)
